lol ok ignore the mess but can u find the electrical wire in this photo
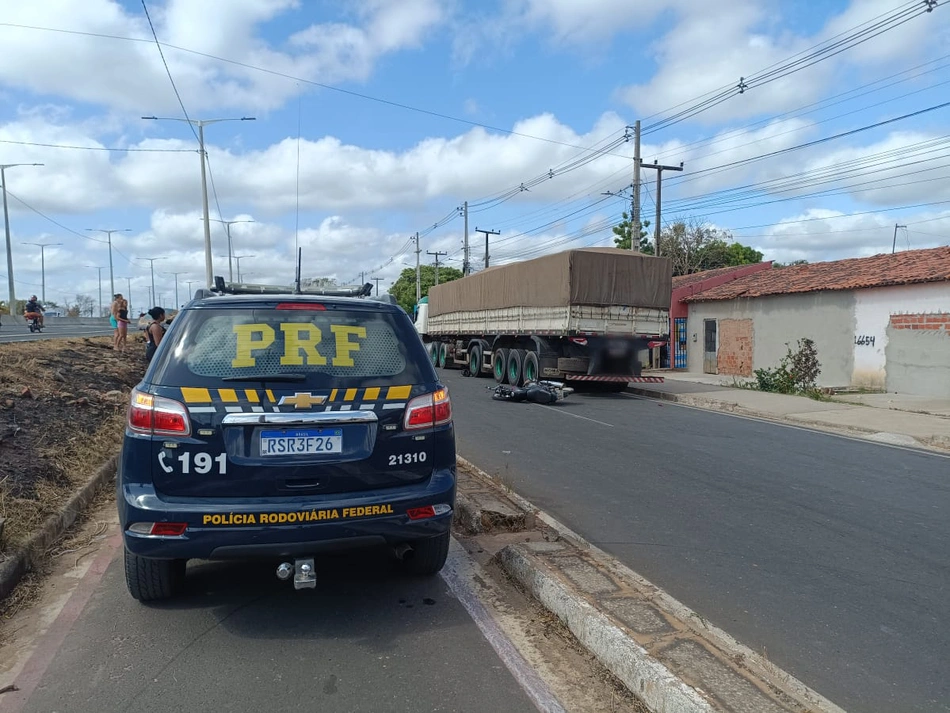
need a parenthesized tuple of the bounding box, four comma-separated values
(0, 139, 194, 153)
(3, 190, 105, 243)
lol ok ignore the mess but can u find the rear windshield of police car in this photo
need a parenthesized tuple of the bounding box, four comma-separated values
(150, 305, 433, 389)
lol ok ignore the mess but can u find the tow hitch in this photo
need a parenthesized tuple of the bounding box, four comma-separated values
(276, 558, 317, 590)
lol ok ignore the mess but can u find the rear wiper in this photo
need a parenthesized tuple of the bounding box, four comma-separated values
(222, 374, 307, 382)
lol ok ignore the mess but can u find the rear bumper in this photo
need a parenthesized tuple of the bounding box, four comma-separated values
(118, 466, 456, 560)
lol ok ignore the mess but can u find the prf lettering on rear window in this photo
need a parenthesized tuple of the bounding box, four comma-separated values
(231, 323, 368, 368)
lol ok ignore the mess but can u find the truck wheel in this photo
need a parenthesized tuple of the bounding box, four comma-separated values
(493, 348, 510, 383)
(402, 531, 451, 575)
(523, 351, 540, 383)
(468, 345, 483, 377)
(124, 550, 186, 602)
(507, 349, 525, 386)
(437, 343, 448, 369)
(427, 343, 438, 366)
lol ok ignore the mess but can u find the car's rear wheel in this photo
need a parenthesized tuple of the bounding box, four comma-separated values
(124, 550, 186, 602)
(401, 531, 451, 575)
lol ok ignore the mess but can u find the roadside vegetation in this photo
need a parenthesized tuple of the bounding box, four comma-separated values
(750, 337, 824, 398)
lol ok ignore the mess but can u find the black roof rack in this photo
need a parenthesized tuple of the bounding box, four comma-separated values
(209, 276, 374, 298)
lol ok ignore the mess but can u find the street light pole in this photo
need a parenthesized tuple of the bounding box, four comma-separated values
(142, 116, 256, 289)
(21, 241, 62, 302)
(232, 254, 256, 282)
(164, 271, 186, 309)
(86, 229, 131, 298)
(86, 265, 106, 317)
(1, 163, 43, 316)
(137, 256, 167, 307)
(118, 276, 133, 316)
(185, 280, 198, 301)
(210, 218, 254, 283)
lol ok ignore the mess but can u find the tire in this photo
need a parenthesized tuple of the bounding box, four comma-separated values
(507, 349, 525, 387)
(493, 348, 510, 383)
(468, 345, 483, 377)
(124, 549, 186, 602)
(402, 531, 451, 575)
(427, 342, 438, 367)
(437, 343, 448, 369)
(523, 351, 540, 383)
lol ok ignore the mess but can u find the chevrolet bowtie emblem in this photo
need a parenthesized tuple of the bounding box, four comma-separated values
(278, 392, 327, 409)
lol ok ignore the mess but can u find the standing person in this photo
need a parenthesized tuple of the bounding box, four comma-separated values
(144, 307, 166, 363)
(110, 294, 122, 350)
(115, 295, 131, 353)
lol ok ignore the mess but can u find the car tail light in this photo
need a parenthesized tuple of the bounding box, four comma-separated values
(407, 506, 435, 520)
(403, 387, 452, 430)
(128, 522, 188, 536)
(276, 303, 326, 310)
(128, 389, 192, 437)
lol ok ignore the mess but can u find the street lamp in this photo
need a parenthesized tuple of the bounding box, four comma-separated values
(232, 254, 256, 283)
(86, 265, 106, 318)
(209, 218, 254, 282)
(136, 256, 167, 308)
(118, 276, 134, 316)
(185, 280, 198, 301)
(20, 241, 62, 302)
(142, 116, 256, 290)
(163, 271, 187, 309)
(1, 163, 43, 316)
(86, 228, 131, 298)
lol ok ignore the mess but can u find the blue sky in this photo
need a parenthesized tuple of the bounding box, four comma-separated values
(0, 0, 948, 312)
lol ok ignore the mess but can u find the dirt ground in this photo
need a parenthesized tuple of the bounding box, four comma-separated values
(0, 338, 143, 553)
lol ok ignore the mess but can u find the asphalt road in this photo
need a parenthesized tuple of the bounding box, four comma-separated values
(444, 370, 950, 713)
(0, 323, 113, 343)
(12, 542, 539, 713)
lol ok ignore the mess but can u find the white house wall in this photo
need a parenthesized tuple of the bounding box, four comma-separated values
(687, 292, 856, 387)
(852, 282, 950, 391)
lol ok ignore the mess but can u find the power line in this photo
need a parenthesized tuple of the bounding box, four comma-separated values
(3, 190, 106, 243)
(0, 139, 194, 153)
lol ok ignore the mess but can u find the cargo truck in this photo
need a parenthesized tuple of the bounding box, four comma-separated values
(414, 247, 672, 390)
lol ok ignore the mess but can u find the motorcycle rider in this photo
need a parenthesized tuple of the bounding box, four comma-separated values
(24, 295, 44, 328)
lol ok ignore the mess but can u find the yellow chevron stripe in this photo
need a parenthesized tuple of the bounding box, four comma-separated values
(363, 387, 381, 401)
(245, 389, 260, 403)
(344, 388, 358, 402)
(181, 387, 212, 403)
(386, 385, 412, 400)
(329, 389, 339, 402)
(218, 389, 238, 403)
(265, 390, 276, 403)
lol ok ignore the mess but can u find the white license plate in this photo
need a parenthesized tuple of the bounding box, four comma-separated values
(260, 428, 343, 456)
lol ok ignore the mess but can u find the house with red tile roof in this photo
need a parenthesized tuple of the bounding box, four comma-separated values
(669, 262, 773, 368)
(682, 246, 950, 395)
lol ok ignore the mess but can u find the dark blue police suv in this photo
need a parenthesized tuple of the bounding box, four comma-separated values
(117, 286, 455, 601)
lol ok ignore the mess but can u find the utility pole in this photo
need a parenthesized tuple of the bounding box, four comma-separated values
(185, 280, 198, 301)
(118, 276, 133, 316)
(640, 160, 684, 257)
(892, 223, 907, 254)
(210, 218, 254, 282)
(371, 277, 382, 296)
(142, 116, 256, 289)
(233, 254, 255, 283)
(1, 163, 43, 317)
(414, 232, 422, 303)
(21, 241, 62, 302)
(475, 228, 500, 268)
(462, 201, 470, 275)
(427, 250, 447, 285)
(164, 271, 186, 309)
(87, 265, 106, 317)
(137, 256, 166, 309)
(631, 121, 642, 251)
(86, 228, 130, 298)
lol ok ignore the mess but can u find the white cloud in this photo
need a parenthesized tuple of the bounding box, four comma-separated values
(0, 0, 447, 114)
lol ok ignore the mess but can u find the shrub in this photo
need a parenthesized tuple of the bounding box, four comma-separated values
(753, 338, 821, 395)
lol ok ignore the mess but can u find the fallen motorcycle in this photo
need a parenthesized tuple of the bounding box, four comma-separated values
(489, 380, 573, 404)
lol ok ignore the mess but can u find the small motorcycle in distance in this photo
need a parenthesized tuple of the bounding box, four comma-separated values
(490, 380, 573, 405)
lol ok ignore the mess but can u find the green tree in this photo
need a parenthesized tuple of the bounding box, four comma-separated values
(389, 264, 464, 313)
(651, 219, 763, 276)
(612, 212, 653, 252)
(773, 259, 809, 269)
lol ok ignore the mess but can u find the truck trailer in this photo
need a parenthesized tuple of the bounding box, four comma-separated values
(414, 247, 672, 389)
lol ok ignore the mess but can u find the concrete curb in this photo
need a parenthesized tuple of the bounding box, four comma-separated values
(499, 545, 716, 713)
(0, 456, 117, 600)
(626, 385, 950, 453)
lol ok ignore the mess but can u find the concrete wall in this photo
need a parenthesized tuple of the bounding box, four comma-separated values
(885, 312, 950, 397)
(852, 283, 950, 390)
(687, 291, 856, 387)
